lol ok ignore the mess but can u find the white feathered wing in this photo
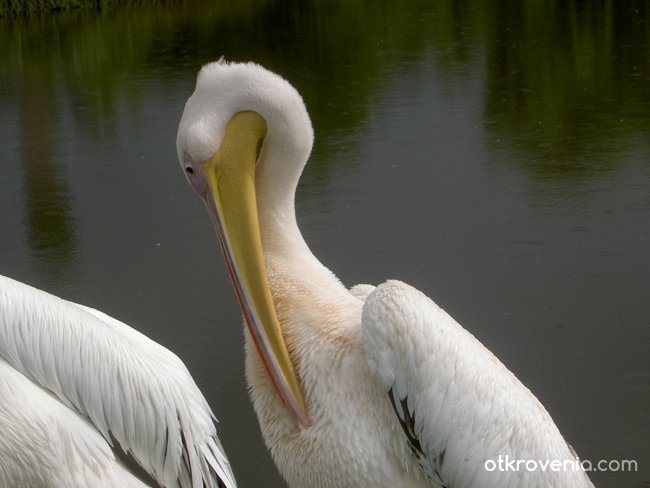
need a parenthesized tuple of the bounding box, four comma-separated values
(0, 274, 236, 488)
(361, 280, 593, 488)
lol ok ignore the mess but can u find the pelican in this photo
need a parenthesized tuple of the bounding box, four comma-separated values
(177, 60, 594, 488)
(0, 274, 236, 488)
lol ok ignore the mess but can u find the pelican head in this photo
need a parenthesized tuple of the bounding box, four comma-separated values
(176, 60, 313, 427)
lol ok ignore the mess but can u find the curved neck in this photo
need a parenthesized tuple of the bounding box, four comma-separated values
(252, 106, 350, 311)
(254, 115, 314, 265)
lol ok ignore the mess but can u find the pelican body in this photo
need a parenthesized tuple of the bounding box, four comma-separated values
(0, 274, 236, 488)
(177, 61, 594, 488)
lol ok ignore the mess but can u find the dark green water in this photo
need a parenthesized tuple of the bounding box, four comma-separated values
(1, 1, 648, 486)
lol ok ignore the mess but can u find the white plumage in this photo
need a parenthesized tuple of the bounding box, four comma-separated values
(363, 280, 592, 487)
(177, 60, 594, 487)
(0, 274, 236, 488)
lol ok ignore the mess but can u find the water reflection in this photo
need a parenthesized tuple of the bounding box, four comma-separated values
(20, 64, 78, 277)
(483, 1, 650, 182)
(1, 1, 648, 487)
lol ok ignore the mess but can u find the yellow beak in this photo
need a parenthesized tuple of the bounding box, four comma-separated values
(200, 111, 309, 427)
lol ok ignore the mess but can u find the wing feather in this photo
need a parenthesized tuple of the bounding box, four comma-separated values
(362, 280, 593, 488)
(0, 275, 236, 488)
(0, 358, 150, 487)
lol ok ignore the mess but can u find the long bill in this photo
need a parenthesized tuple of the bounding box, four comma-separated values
(200, 111, 309, 427)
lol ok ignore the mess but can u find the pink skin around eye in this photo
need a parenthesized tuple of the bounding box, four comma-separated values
(183, 152, 210, 197)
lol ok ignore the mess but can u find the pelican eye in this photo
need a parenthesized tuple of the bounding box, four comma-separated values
(185, 166, 194, 175)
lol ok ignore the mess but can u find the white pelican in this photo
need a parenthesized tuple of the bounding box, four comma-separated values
(0, 274, 236, 488)
(177, 60, 594, 488)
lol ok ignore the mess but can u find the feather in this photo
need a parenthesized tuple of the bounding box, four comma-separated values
(362, 280, 593, 487)
(0, 275, 236, 488)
